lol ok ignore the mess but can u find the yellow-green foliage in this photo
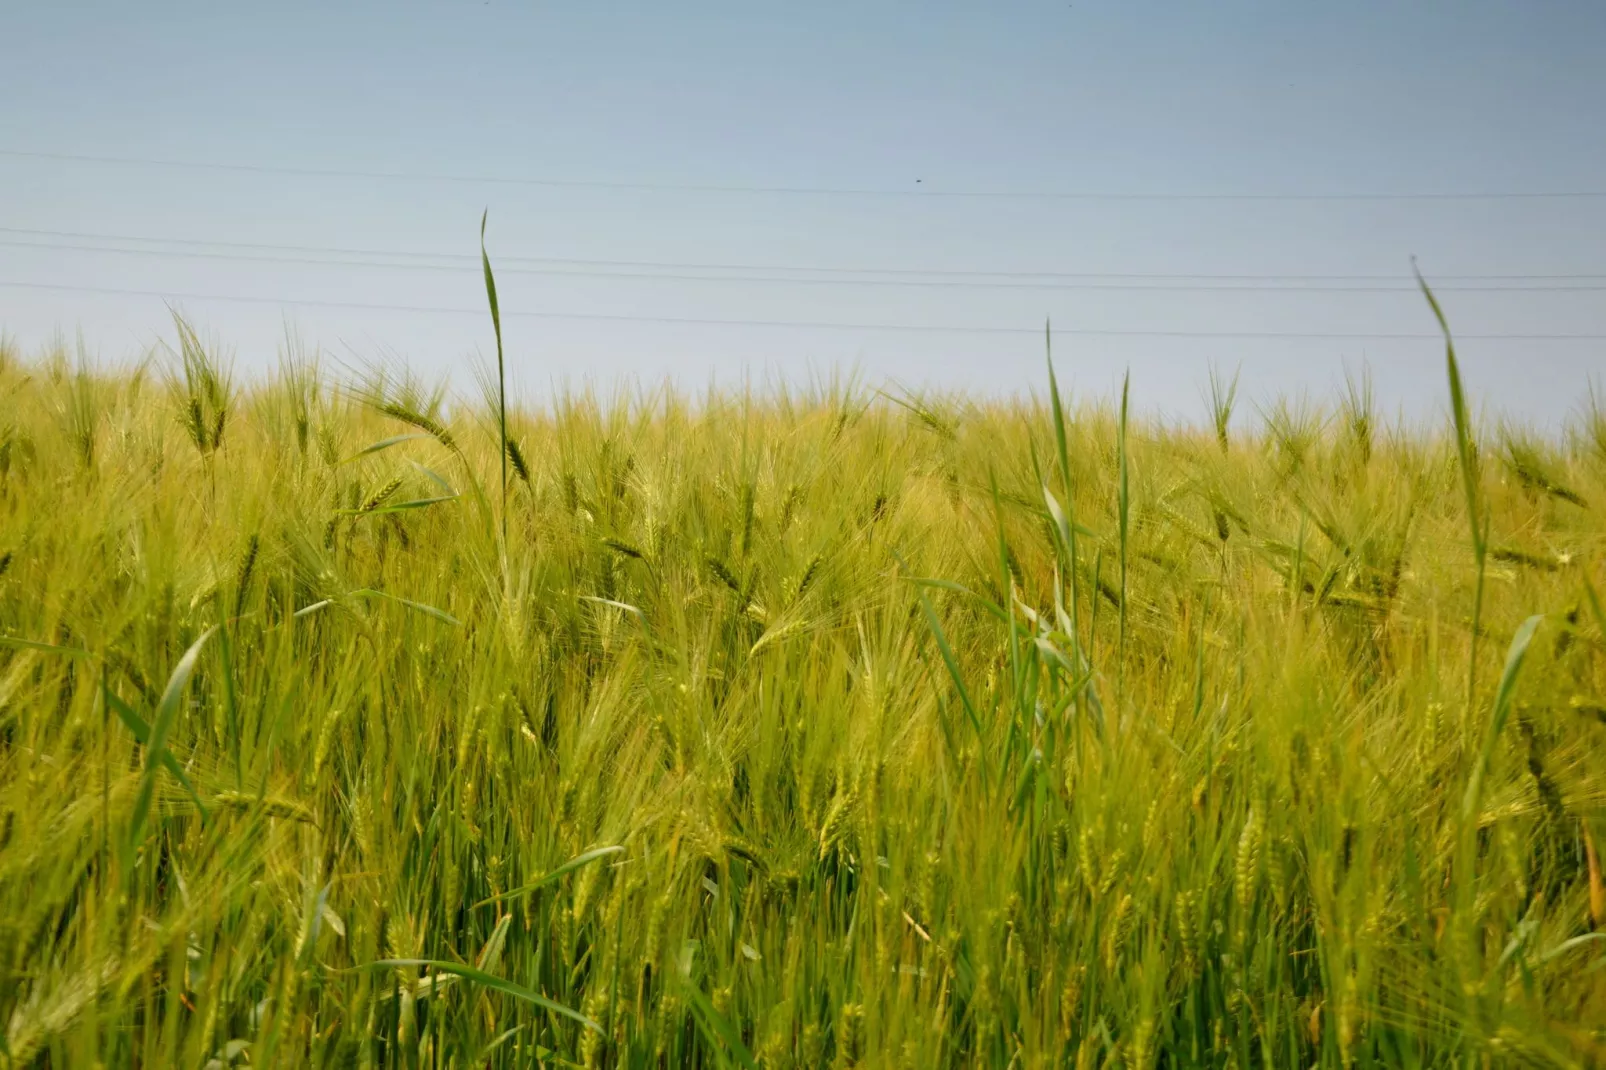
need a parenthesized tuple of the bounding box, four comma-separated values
(1, 332, 1604, 1068)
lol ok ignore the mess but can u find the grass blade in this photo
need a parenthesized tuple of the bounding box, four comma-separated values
(580, 595, 646, 621)
(0, 635, 91, 657)
(1461, 614, 1543, 825)
(1045, 335, 1086, 670)
(338, 433, 433, 464)
(351, 589, 460, 626)
(905, 577, 1008, 624)
(917, 587, 987, 786)
(1419, 268, 1482, 554)
(1418, 263, 1489, 706)
(1454, 612, 1543, 992)
(409, 461, 458, 496)
(1117, 370, 1131, 691)
(481, 210, 508, 548)
(104, 682, 209, 823)
(365, 959, 600, 1032)
(129, 626, 217, 849)
(475, 845, 625, 906)
(338, 494, 460, 516)
(684, 984, 758, 1069)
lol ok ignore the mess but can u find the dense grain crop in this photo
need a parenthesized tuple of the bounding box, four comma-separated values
(0, 321, 1603, 1067)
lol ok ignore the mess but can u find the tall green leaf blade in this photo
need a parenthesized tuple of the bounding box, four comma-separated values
(481, 210, 509, 546)
(351, 589, 460, 626)
(129, 627, 217, 849)
(105, 683, 209, 823)
(475, 845, 625, 906)
(338, 433, 433, 464)
(367, 959, 600, 1032)
(1461, 614, 1543, 825)
(684, 985, 758, 1069)
(917, 588, 987, 787)
(0, 636, 91, 657)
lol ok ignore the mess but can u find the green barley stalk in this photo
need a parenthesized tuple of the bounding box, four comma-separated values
(1418, 264, 1487, 707)
(1045, 323, 1080, 660)
(481, 210, 509, 549)
(1206, 363, 1239, 454)
(1117, 370, 1131, 694)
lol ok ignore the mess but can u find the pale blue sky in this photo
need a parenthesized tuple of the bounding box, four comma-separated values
(1, 1, 1603, 424)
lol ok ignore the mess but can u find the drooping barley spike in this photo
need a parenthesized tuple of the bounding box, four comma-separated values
(793, 551, 824, 602)
(234, 533, 259, 615)
(1338, 970, 1359, 1066)
(1176, 889, 1202, 973)
(1585, 827, 1605, 929)
(361, 476, 405, 513)
(1234, 804, 1264, 944)
(1060, 964, 1085, 1035)
(1098, 847, 1125, 896)
(380, 403, 457, 452)
(506, 436, 531, 484)
(1130, 1015, 1155, 1070)
(801, 1023, 824, 1067)
(1518, 717, 1567, 822)
(1142, 797, 1160, 851)
(313, 707, 343, 777)
(779, 483, 802, 530)
(706, 556, 742, 595)
(1207, 363, 1239, 453)
(185, 396, 207, 451)
(1077, 824, 1099, 894)
(818, 783, 858, 859)
(1103, 892, 1132, 969)
(1422, 699, 1443, 760)
(838, 1002, 865, 1062)
(1075, 1033, 1099, 1070)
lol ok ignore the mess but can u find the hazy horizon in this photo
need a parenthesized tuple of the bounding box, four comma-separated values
(3, 1, 1603, 426)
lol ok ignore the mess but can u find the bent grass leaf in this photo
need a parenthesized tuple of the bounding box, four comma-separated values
(409, 461, 458, 496)
(105, 683, 209, 823)
(338, 494, 460, 517)
(364, 958, 599, 1032)
(129, 626, 217, 849)
(580, 595, 645, 620)
(917, 588, 987, 780)
(1462, 613, 1543, 825)
(339, 433, 433, 464)
(475, 845, 625, 906)
(0, 635, 91, 657)
(906, 576, 1008, 623)
(683, 984, 758, 1069)
(482, 210, 509, 545)
(350, 589, 460, 626)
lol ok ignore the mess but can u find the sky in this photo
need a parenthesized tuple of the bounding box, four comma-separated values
(1, 1, 1603, 426)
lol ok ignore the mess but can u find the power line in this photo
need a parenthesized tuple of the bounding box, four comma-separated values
(5, 149, 1606, 202)
(8, 237, 1606, 294)
(4, 226, 1605, 286)
(5, 279, 1603, 341)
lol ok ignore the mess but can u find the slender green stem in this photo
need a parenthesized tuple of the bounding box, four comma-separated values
(481, 210, 508, 550)
(1117, 371, 1131, 696)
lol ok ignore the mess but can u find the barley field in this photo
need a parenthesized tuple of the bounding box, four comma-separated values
(1, 311, 1604, 1067)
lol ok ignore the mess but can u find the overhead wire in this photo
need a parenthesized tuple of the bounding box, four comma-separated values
(6, 149, 1606, 202)
(4, 279, 1604, 341)
(3, 229, 1604, 293)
